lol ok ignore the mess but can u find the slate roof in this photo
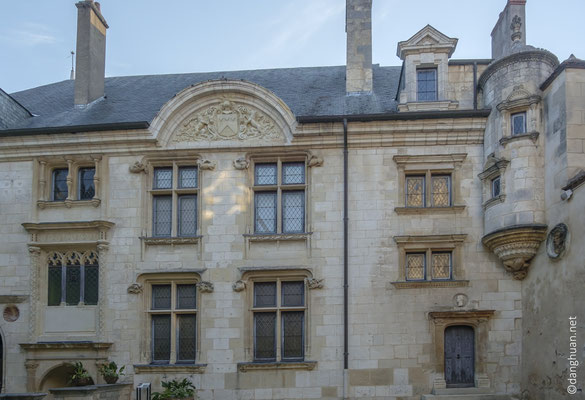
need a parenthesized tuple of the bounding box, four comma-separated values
(4, 65, 402, 132)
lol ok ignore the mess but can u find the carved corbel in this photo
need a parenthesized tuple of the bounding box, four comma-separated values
(127, 283, 143, 294)
(233, 157, 249, 170)
(198, 159, 216, 171)
(197, 281, 214, 293)
(305, 277, 324, 289)
(129, 161, 147, 173)
(232, 280, 246, 292)
(307, 154, 324, 168)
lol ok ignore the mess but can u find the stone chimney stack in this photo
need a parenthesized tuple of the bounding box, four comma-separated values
(491, 0, 526, 60)
(74, 0, 108, 106)
(346, 0, 373, 94)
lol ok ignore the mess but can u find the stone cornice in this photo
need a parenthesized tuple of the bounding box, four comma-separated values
(429, 310, 495, 320)
(394, 234, 467, 245)
(22, 220, 114, 233)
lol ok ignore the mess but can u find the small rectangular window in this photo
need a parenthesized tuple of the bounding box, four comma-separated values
(48, 266, 62, 306)
(179, 167, 198, 189)
(52, 168, 68, 201)
(176, 284, 197, 309)
(153, 167, 173, 189)
(152, 285, 172, 310)
(282, 191, 305, 233)
(254, 282, 277, 308)
(255, 192, 277, 234)
(431, 175, 451, 207)
(406, 176, 425, 207)
(254, 312, 276, 360)
(177, 314, 196, 362)
(178, 195, 197, 237)
(432, 252, 452, 280)
(255, 163, 277, 186)
(511, 112, 526, 135)
(282, 311, 304, 360)
(282, 162, 305, 185)
(153, 196, 172, 237)
(78, 167, 95, 200)
(406, 253, 426, 281)
(492, 176, 501, 198)
(417, 68, 437, 101)
(152, 314, 172, 363)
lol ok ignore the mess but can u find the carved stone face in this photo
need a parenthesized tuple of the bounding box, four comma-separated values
(546, 223, 568, 259)
(454, 293, 468, 308)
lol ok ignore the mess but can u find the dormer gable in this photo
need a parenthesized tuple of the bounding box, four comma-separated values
(397, 25, 458, 60)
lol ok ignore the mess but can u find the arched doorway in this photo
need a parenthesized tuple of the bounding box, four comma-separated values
(444, 325, 475, 388)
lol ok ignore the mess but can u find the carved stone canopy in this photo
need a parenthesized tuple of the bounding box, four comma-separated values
(482, 224, 547, 280)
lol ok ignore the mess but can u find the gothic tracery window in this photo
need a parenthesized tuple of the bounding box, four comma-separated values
(47, 250, 99, 306)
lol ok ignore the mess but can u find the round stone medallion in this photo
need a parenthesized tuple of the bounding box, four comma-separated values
(454, 293, 468, 308)
(3, 305, 20, 322)
(546, 223, 569, 259)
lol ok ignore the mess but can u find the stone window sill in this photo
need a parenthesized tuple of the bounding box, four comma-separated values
(243, 232, 312, 242)
(140, 236, 201, 246)
(482, 195, 506, 210)
(398, 100, 459, 112)
(237, 361, 317, 372)
(133, 363, 206, 374)
(37, 199, 100, 209)
(394, 205, 465, 215)
(390, 280, 469, 289)
(499, 131, 539, 147)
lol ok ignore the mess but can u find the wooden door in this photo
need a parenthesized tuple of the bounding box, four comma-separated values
(444, 325, 474, 387)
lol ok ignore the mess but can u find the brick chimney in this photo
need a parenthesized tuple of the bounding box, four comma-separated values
(346, 0, 373, 94)
(491, 0, 526, 60)
(74, 0, 108, 106)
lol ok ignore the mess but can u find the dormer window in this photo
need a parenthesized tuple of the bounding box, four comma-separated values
(511, 112, 526, 135)
(417, 68, 438, 101)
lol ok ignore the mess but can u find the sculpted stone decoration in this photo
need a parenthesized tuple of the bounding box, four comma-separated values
(546, 223, 569, 259)
(307, 154, 324, 168)
(510, 15, 522, 42)
(233, 157, 249, 170)
(173, 100, 281, 142)
(198, 159, 216, 171)
(232, 280, 246, 292)
(129, 161, 147, 173)
(197, 281, 214, 293)
(482, 224, 547, 280)
(454, 293, 469, 308)
(305, 277, 324, 290)
(127, 283, 143, 294)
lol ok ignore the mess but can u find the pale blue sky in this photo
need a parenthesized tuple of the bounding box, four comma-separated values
(1, 0, 583, 93)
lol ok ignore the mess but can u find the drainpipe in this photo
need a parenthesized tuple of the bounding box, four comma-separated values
(343, 118, 349, 398)
(473, 61, 478, 110)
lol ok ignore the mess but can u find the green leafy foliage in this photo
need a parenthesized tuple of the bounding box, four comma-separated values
(152, 378, 196, 400)
(98, 361, 125, 378)
(68, 362, 92, 386)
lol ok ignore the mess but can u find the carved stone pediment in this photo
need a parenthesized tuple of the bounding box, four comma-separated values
(482, 224, 547, 280)
(397, 24, 458, 59)
(172, 100, 282, 142)
(496, 85, 541, 111)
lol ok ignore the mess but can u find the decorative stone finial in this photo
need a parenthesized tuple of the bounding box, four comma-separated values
(510, 15, 522, 42)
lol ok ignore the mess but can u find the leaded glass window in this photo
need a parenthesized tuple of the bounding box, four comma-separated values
(253, 159, 306, 234)
(492, 176, 501, 198)
(406, 176, 425, 207)
(78, 167, 95, 200)
(52, 168, 68, 201)
(406, 253, 426, 281)
(151, 164, 199, 237)
(252, 279, 306, 361)
(46, 250, 99, 306)
(432, 252, 452, 280)
(417, 68, 437, 101)
(149, 281, 197, 364)
(511, 112, 526, 135)
(431, 175, 451, 207)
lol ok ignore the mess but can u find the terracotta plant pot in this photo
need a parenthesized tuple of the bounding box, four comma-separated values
(104, 375, 119, 384)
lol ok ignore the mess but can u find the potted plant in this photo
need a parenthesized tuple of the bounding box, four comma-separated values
(98, 361, 125, 384)
(152, 378, 196, 400)
(68, 361, 94, 386)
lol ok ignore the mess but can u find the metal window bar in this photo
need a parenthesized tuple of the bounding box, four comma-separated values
(136, 383, 151, 400)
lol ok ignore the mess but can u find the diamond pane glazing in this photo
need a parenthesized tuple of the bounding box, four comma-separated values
(282, 162, 305, 185)
(255, 192, 276, 233)
(512, 113, 526, 135)
(406, 253, 425, 281)
(177, 284, 197, 309)
(66, 266, 81, 305)
(406, 176, 425, 207)
(178, 195, 197, 236)
(152, 314, 171, 362)
(78, 168, 95, 200)
(282, 311, 304, 359)
(282, 191, 305, 233)
(84, 265, 99, 305)
(432, 252, 452, 280)
(152, 285, 171, 309)
(48, 266, 62, 306)
(432, 175, 451, 207)
(153, 196, 172, 237)
(52, 168, 68, 201)
(254, 282, 276, 307)
(179, 166, 198, 188)
(255, 163, 277, 185)
(153, 167, 173, 189)
(282, 281, 304, 307)
(177, 314, 196, 361)
(254, 312, 276, 360)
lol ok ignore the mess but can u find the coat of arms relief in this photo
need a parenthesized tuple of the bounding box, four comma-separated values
(172, 100, 282, 142)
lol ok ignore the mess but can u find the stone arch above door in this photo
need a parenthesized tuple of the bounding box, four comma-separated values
(151, 80, 298, 148)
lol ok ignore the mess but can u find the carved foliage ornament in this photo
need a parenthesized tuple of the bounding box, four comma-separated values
(305, 277, 324, 290)
(173, 100, 281, 142)
(197, 281, 214, 293)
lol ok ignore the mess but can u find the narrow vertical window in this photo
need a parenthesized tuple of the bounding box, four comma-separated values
(255, 192, 277, 233)
(178, 195, 197, 237)
(432, 252, 452, 280)
(511, 112, 526, 135)
(52, 168, 68, 201)
(78, 167, 95, 200)
(406, 253, 426, 281)
(153, 167, 173, 189)
(492, 176, 501, 198)
(406, 176, 425, 207)
(431, 175, 451, 207)
(153, 196, 172, 237)
(417, 68, 437, 101)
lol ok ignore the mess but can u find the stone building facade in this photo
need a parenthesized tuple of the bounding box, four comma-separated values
(0, 1, 583, 399)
